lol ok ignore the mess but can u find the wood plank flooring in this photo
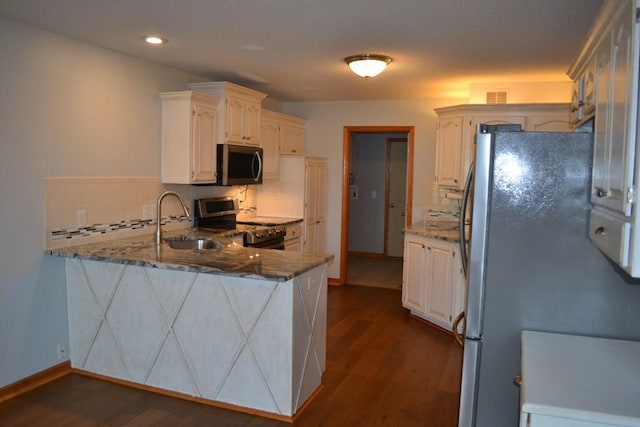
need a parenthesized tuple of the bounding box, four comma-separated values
(0, 286, 462, 426)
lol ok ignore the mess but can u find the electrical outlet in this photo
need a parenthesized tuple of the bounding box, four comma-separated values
(57, 344, 66, 361)
(143, 204, 155, 220)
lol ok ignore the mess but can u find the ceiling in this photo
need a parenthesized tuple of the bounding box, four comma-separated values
(0, 0, 603, 103)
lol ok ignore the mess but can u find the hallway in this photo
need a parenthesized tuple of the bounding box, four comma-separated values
(347, 254, 403, 290)
(0, 286, 462, 426)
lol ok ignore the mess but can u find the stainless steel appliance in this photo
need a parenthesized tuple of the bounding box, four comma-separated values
(193, 197, 285, 249)
(456, 125, 640, 427)
(216, 143, 263, 185)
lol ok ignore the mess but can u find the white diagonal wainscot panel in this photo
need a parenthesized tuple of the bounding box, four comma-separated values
(146, 332, 199, 396)
(66, 259, 124, 368)
(145, 267, 196, 322)
(247, 280, 293, 414)
(173, 273, 244, 399)
(106, 266, 167, 384)
(292, 265, 326, 409)
(84, 317, 130, 379)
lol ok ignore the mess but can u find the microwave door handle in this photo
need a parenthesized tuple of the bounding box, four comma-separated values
(253, 151, 262, 182)
(460, 163, 473, 277)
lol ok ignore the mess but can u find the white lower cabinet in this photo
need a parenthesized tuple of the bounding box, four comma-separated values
(284, 222, 303, 251)
(402, 233, 465, 330)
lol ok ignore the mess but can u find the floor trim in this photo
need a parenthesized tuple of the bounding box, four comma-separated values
(72, 368, 322, 423)
(0, 361, 71, 404)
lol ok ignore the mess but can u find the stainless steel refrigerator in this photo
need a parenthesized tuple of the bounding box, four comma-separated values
(456, 125, 640, 427)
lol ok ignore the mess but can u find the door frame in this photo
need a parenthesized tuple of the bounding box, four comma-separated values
(339, 126, 414, 285)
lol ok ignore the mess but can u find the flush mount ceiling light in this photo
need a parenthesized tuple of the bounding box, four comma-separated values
(144, 35, 168, 45)
(344, 54, 392, 78)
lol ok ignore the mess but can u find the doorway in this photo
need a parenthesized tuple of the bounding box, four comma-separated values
(340, 126, 415, 285)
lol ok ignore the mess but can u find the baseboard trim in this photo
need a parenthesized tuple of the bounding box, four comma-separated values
(72, 368, 316, 423)
(328, 277, 343, 286)
(0, 361, 71, 404)
(408, 313, 455, 337)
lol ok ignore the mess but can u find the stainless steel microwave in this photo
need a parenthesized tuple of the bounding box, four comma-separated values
(216, 143, 263, 185)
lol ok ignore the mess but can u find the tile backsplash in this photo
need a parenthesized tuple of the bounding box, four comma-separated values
(45, 176, 256, 249)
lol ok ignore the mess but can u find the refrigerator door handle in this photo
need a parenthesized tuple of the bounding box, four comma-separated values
(452, 311, 465, 347)
(460, 163, 474, 277)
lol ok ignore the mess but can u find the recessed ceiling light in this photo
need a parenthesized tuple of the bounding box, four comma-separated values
(144, 36, 168, 45)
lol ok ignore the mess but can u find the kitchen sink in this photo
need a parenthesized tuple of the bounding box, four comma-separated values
(164, 235, 225, 250)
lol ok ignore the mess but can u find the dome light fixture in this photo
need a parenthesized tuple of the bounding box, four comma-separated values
(144, 35, 168, 45)
(344, 54, 392, 78)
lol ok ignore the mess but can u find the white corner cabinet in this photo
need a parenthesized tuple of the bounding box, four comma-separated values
(402, 233, 465, 331)
(434, 103, 571, 189)
(261, 110, 306, 181)
(257, 156, 327, 254)
(188, 81, 267, 147)
(160, 91, 219, 184)
(568, 0, 640, 276)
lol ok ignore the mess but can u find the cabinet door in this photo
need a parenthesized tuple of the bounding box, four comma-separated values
(402, 236, 428, 313)
(607, 10, 635, 215)
(435, 115, 464, 188)
(583, 61, 596, 116)
(424, 242, 454, 327)
(260, 118, 280, 180)
(592, 4, 636, 216)
(244, 101, 262, 146)
(570, 77, 583, 124)
(527, 115, 571, 132)
(225, 95, 245, 143)
(304, 158, 328, 254)
(280, 124, 305, 155)
(191, 102, 217, 182)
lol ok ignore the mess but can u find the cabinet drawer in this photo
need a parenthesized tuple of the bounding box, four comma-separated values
(285, 223, 303, 241)
(589, 208, 630, 267)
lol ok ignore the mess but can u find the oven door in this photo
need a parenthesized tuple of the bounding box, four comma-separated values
(244, 238, 285, 250)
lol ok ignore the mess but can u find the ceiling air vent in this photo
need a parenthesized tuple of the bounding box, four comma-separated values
(486, 91, 508, 104)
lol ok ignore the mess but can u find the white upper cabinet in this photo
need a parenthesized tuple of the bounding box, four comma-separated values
(434, 104, 570, 190)
(569, 0, 640, 276)
(260, 110, 306, 181)
(188, 82, 267, 147)
(160, 91, 219, 184)
(435, 115, 464, 188)
(260, 110, 281, 180)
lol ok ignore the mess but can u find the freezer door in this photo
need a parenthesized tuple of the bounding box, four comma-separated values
(458, 339, 481, 427)
(465, 130, 492, 339)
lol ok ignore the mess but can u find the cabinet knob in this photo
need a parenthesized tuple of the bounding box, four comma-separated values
(595, 226, 606, 236)
(596, 188, 608, 198)
(514, 375, 522, 386)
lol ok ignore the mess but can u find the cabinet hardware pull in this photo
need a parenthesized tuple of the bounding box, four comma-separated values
(514, 375, 522, 386)
(596, 188, 607, 198)
(595, 226, 606, 236)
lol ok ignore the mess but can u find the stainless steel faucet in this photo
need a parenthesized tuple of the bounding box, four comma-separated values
(155, 191, 192, 245)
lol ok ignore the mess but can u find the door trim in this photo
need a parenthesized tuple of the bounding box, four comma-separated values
(340, 126, 414, 285)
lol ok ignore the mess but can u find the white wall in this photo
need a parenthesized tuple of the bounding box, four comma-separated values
(0, 18, 206, 387)
(285, 98, 463, 279)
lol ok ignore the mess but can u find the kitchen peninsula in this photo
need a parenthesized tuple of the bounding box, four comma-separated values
(47, 231, 333, 421)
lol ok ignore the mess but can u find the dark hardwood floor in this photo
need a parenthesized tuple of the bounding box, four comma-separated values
(0, 286, 462, 426)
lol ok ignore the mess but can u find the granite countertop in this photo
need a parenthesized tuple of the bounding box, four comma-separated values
(404, 219, 462, 242)
(47, 229, 333, 282)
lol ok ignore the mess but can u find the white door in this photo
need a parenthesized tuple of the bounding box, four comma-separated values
(386, 140, 407, 257)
